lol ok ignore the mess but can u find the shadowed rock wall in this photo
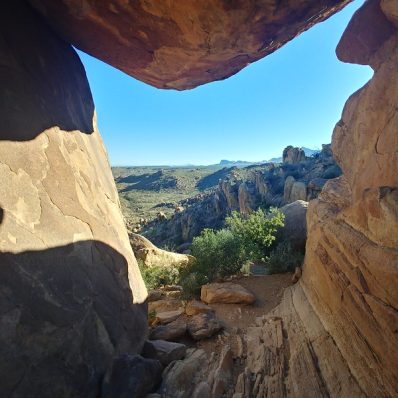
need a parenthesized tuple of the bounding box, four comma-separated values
(0, 2, 147, 397)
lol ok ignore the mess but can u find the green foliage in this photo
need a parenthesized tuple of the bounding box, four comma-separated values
(226, 208, 285, 261)
(266, 241, 304, 274)
(138, 260, 180, 290)
(179, 208, 285, 298)
(190, 228, 243, 281)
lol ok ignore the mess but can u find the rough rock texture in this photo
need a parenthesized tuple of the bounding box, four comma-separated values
(142, 340, 187, 366)
(279, 200, 308, 251)
(187, 312, 223, 340)
(101, 354, 162, 398)
(302, 2, 398, 395)
(159, 349, 209, 398)
(244, 285, 364, 397)
(201, 282, 255, 304)
(0, 2, 147, 397)
(242, 2, 398, 397)
(130, 233, 194, 267)
(185, 300, 214, 316)
(149, 317, 187, 341)
(28, 0, 350, 90)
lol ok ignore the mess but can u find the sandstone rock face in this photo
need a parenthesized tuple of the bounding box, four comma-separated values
(0, 2, 147, 397)
(301, 1, 398, 396)
(244, 285, 364, 397)
(28, 0, 350, 90)
(130, 233, 195, 268)
(201, 282, 255, 304)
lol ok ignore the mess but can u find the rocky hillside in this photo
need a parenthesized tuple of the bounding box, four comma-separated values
(142, 144, 340, 247)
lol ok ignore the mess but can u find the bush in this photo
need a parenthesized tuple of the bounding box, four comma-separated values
(226, 208, 284, 261)
(266, 241, 304, 274)
(190, 228, 243, 281)
(138, 260, 180, 290)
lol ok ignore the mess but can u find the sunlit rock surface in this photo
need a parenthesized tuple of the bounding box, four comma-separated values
(28, 0, 350, 90)
(0, 2, 147, 397)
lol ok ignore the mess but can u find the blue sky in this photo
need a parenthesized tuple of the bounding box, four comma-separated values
(79, 0, 372, 166)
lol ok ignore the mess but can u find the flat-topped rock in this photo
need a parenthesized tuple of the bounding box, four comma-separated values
(155, 309, 184, 325)
(149, 318, 187, 342)
(201, 282, 255, 304)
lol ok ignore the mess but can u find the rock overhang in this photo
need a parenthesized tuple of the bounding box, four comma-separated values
(27, 0, 351, 90)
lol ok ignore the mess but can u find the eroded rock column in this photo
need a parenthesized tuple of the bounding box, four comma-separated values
(0, 2, 147, 397)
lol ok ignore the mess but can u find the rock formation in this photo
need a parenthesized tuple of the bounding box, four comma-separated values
(301, 1, 398, 395)
(1, 0, 396, 397)
(0, 2, 147, 397)
(27, 0, 350, 90)
(144, 145, 338, 247)
(129, 233, 195, 268)
(282, 146, 306, 164)
(244, 1, 398, 397)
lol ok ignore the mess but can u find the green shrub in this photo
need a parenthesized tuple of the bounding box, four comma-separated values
(138, 260, 180, 290)
(266, 241, 304, 274)
(190, 228, 243, 281)
(226, 208, 284, 261)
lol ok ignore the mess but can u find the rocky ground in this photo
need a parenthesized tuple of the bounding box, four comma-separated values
(127, 274, 294, 398)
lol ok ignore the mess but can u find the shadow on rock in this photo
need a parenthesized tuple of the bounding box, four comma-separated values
(0, 240, 147, 398)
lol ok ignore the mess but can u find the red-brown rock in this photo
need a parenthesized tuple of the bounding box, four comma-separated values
(28, 0, 350, 90)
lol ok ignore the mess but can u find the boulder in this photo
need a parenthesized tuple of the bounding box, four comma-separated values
(187, 312, 223, 340)
(185, 300, 214, 316)
(28, 0, 350, 90)
(290, 181, 307, 203)
(149, 318, 187, 341)
(101, 354, 162, 398)
(155, 309, 185, 325)
(142, 340, 186, 366)
(201, 283, 255, 304)
(130, 233, 195, 268)
(149, 298, 184, 314)
(159, 349, 209, 398)
(279, 200, 308, 251)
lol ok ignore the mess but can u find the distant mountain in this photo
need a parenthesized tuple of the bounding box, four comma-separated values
(219, 159, 256, 167)
(267, 156, 282, 163)
(302, 147, 320, 157)
(219, 147, 319, 167)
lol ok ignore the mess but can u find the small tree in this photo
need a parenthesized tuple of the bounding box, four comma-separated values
(226, 208, 284, 261)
